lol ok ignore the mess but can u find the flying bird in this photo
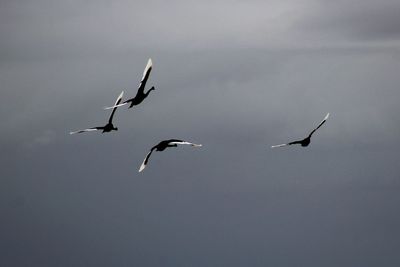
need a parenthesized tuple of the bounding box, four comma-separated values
(104, 58, 155, 110)
(271, 113, 330, 148)
(70, 91, 124, 134)
(139, 139, 202, 172)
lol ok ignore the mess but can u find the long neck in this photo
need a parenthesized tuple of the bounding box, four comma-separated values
(145, 87, 154, 96)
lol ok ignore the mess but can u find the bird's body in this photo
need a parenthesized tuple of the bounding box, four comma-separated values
(70, 91, 124, 135)
(271, 113, 330, 148)
(99, 123, 117, 133)
(104, 58, 155, 110)
(139, 139, 202, 172)
(153, 139, 180, 151)
(287, 137, 311, 147)
(126, 86, 155, 108)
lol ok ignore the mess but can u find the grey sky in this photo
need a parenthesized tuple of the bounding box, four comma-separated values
(1, 0, 400, 266)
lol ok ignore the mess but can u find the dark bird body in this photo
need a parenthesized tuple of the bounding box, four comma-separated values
(125, 86, 155, 108)
(139, 139, 202, 172)
(287, 137, 311, 147)
(271, 113, 330, 148)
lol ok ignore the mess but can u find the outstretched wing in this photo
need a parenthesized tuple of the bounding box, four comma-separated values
(308, 113, 330, 137)
(70, 127, 103, 135)
(108, 91, 124, 123)
(168, 140, 202, 147)
(137, 58, 153, 93)
(271, 140, 302, 148)
(271, 143, 288, 148)
(104, 102, 128, 110)
(139, 147, 156, 172)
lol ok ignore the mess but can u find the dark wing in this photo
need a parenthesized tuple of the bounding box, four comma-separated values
(308, 113, 330, 138)
(137, 58, 153, 94)
(70, 127, 104, 135)
(288, 140, 303, 145)
(139, 146, 156, 172)
(108, 91, 124, 123)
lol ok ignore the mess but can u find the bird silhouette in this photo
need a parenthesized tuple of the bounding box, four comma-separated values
(70, 91, 124, 134)
(139, 139, 202, 172)
(104, 58, 155, 110)
(271, 113, 330, 148)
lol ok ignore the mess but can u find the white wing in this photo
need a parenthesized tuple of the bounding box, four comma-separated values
(104, 102, 128, 110)
(141, 58, 153, 82)
(138, 161, 147, 172)
(169, 141, 202, 147)
(104, 91, 123, 113)
(271, 143, 288, 148)
(104, 91, 125, 110)
(320, 113, 329, 125)
(309, 112, 330, 136)
(114, 91, 124, 106)
(139, 150, 153, 172)
(69, 128, 99, 135)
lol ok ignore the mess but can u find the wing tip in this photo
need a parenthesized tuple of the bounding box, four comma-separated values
(324, 113, 330, 120)
(115, 91, 124, 105)
(271, 144, 286, 148)
(138, 164, 146, 172)
(145, 58, 153, 70)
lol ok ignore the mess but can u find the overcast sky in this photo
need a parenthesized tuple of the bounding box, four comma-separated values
(1, 0, 400, 266)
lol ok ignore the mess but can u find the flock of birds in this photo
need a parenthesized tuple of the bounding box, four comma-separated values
(70, 58, 330, 172)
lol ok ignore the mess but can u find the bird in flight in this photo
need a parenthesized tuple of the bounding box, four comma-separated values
(104, 58, 155, 110)
(139, 139, 202, 172)
(70, 91, 124, 134)
(271, 113, 330, 148)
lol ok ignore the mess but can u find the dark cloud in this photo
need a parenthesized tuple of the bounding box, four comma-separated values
(1, 0, 400, 266)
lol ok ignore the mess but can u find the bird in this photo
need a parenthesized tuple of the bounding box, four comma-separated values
(139, 139, 202, 172)
(70, 91, 124, 134)
(271, 113, 330, 148)
(104, 58, 155, 110)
